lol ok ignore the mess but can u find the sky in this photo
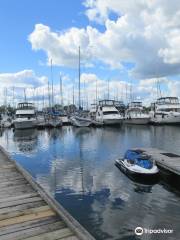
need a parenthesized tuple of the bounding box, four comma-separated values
(0, 0, 180, 108)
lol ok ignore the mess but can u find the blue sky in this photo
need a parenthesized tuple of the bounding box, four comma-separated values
(0, 0, 180, 107)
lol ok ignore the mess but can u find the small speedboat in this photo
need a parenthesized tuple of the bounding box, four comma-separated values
(115, 149, 159, 178)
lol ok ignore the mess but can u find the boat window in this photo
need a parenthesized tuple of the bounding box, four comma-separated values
(103, 111, 118, 115)
(16, 114, 35, 118)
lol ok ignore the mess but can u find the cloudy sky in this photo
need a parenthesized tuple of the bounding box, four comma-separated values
(0, 0, 180, 107)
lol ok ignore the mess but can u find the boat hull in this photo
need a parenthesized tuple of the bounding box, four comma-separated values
(14, 119, 37, 129)
(102, 119, 123, 126)
(70, 117, 92, 127)
(115, 159, 159, 178)
(150, 115, 180, 125)
(124, 118, 150, 125)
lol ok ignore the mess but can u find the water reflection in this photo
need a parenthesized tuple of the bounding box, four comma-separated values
(0, 126, 179, 239)
(13, 129, 38, 153)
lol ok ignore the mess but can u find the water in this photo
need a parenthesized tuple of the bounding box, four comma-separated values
(0, 125, 179, 240)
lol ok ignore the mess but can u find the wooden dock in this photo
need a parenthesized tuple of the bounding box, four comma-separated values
(136, 148, 180, 175)
(0, 147, 95, 240)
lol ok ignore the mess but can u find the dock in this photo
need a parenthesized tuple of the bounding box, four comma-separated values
(137, 148, 180, 175)
(0, 146, 95, 240)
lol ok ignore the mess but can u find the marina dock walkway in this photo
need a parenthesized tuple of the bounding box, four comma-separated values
(137, 148, 180, 175)
(0, 147, 94, 240)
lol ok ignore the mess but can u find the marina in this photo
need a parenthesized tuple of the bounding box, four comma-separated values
(1, 1, 180, 239)
(0, 125, 179, 239)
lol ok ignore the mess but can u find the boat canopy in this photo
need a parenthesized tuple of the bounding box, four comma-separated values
(124, 150, 153, 169)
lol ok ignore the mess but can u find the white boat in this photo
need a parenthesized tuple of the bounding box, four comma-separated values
(89, 104, 103, 127)
(115, 149, 159, 178)
(124, 102, 150, 125)
(70, 115, 92, 127)
(13, 102, 37, 129)
(96, 100, 123, 125)
(150, 97, 180, 125)
(59, 114, 70, 125)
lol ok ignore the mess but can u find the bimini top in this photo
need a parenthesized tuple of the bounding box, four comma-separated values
(157, 97, 179, 105)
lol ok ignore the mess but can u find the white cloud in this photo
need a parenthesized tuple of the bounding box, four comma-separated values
(29, 0, 180, 79)
(0, 70, 47, 88)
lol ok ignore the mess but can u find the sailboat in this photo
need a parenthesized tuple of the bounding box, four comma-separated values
(70, 46, 92, 127)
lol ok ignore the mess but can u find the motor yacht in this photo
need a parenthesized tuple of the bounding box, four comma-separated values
(124, 101, 150, 125)
(13, 102, 37, 129)
(150, 97, 180, 124)
(96, 100, 123, 125)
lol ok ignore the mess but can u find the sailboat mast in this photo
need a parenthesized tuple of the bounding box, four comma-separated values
(51, 59, 54, 107)
(24, 88, 26, 102)
(78, 46, 81, 110)
(59, 74, 63, 106)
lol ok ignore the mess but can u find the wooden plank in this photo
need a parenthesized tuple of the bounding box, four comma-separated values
(0, 221, 66, 240)
(23, 228, 73, 240)
(0, 205, 51, 221)
(0, 201, 46, 216)
(0, 209, 56, 227)
(0, 193, 39, 204)
(0, 196, 42, 209)
(0, 179, 29, 189)
(0, 216, 59, 235)
(0, 188, 36, 200)
(0, 183, 32, 192)
(0, 164, 15, 169)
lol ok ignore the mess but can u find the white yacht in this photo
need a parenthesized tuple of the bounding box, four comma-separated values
(124, 101, 150, 125)
(13, 102, 37, 129)
(150, 97, 180, 124)
(96, 100, 123, 125)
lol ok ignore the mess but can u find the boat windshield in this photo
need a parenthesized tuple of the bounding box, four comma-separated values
(16, 114, 35, 118)
(103, 111, 119, 115)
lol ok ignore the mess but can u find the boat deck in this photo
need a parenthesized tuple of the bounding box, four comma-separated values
(0, 147, 94, 240)
(135, 148, 180, 175)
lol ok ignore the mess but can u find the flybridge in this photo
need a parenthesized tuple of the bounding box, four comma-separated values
(156, 97, 179, 105)
(17, 102, 35, 109)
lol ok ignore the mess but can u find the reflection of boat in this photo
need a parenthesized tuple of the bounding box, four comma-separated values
(115, 149, 159, 178)
(70, 116, 92, 127)
(13, 129, 38, 152)
(13, 102, 37, 129)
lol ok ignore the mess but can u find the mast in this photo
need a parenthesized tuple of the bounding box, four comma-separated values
(12, 86, 15, 108)
(59, 74, 63, 106)
(78, 46, 81, 110)
(51, 59, 54, 107)
(107, 78, 110, 100)
(48, 80, 51, 108)
(73, 84, 75, 106)
(95, 77, 97, 104)
(24, 88, 26, 102)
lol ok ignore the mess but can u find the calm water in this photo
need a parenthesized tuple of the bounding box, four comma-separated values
(0, 126, 180, 240)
